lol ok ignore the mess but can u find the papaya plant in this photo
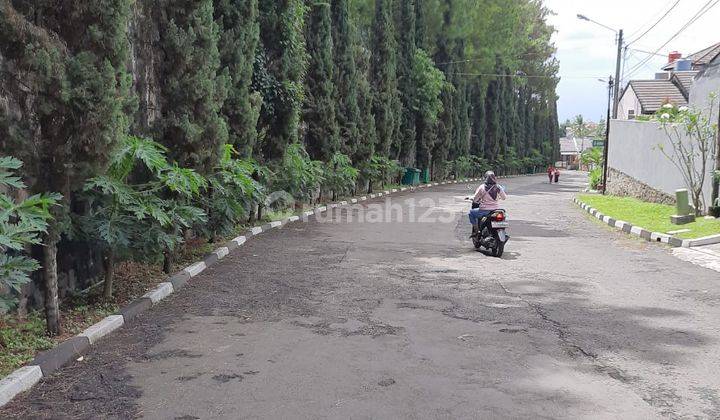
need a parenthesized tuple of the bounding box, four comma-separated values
(0, 157, 60, 312)
(321, 153, 359, 200)
(80, 136, 207, 299)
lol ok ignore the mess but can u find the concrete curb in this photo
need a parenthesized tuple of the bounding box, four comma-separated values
(573, 197, 720, 248)
(0, 366, 42, 407)
(0, 174, 544, 407)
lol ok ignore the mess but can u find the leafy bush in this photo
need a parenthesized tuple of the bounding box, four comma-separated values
(205, 145, 267, 237)
(453, 156, 473, 178)
(81, 136, 207, 297)
(274, 143, 325, 203)
(321, 153, 359, 199)
(0, 157, 61, 311)
(589, 167, 602, 190)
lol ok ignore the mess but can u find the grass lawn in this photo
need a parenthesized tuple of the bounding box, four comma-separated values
(578, 194, 720, 240)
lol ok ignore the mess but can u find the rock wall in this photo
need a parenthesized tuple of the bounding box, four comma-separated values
(606, 168, 676, 205)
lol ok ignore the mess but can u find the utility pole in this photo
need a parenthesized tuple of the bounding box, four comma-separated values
(612, 30, 623, 118)
(712, 108, 720, 208)
(602, 76, 613, 194)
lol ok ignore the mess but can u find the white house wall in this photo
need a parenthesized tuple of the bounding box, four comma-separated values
(617, 86, 642, 120)
(689, 59, 720, 122)
(608, 119, 714, 208)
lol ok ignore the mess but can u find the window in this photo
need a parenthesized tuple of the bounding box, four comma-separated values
(628, 109, 635, 120)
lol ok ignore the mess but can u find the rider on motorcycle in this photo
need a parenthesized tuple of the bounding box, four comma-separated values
(469, 171, 506, 238)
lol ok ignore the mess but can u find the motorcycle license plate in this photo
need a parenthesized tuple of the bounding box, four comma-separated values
(491, 222, 509, 228)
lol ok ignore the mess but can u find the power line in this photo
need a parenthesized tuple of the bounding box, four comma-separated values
(626, 0, 676, 39)
(625, 0, 719, 79)
(626, 0, 681, 46)
(451, 72, 595, 80)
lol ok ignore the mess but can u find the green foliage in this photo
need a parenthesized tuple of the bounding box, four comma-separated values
(580, 147, 603, 168)
(370, 0, 400, 157)
(158, 0, 228, 174)
(588, 167, 603, 190)
(649, 100, 718, 212)
(321, 153, 359, 198)
(81, 136, 207, 267)
(257, 0, 309, 160)
(274, 143, 324, 202)
(215, 0, 261, 157)
(303, 1, 340, 161)
(205, 145, 267, 237)
(331, 0, 362, 158)
(0, 158, 60, 311)
(358, 155, 402, 188)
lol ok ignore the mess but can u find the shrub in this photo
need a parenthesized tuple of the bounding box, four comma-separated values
(321, 153, 359, 199)
(0, 157, 60, 311)
(274, 143, 325, 203)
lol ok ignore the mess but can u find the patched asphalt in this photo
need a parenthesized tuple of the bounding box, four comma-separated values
(3, 172, 720, 419)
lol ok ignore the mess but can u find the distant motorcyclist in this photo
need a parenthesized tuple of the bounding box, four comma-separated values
(468, 171, 506, 238)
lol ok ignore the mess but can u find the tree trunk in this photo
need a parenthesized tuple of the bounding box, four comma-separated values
(102, 249, 115, 300)
(163, 249, 173, 274)
(43, 225, 61, 336)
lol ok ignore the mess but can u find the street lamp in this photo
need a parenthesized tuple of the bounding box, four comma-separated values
(577, 14, 623, 119)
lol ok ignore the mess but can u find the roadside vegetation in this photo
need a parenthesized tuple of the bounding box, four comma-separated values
(579, 194, 720, 239)
(0, 0, 560, 374)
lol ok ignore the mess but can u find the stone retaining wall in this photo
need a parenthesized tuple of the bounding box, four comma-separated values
(606, 168, 675, 205)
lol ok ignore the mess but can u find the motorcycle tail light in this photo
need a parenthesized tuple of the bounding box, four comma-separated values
(493, 212, 505, 222)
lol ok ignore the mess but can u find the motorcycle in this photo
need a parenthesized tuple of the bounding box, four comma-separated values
(471, 207, 509, 257)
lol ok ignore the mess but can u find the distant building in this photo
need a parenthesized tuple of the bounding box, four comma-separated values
(559, 137, 593, 169)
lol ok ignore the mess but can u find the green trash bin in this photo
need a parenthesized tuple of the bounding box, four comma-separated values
(402, 168, 420, 185)
(420, 168, 430, 184)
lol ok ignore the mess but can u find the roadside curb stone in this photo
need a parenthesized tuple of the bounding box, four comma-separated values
(0, 366, 42, 407)
(118, 297, 153, 322)
(31, 336, 90, 376)
(79, 315, 124, 345)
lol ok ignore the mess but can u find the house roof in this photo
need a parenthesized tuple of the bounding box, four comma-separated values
(670, 71, 699, 98)
(626, 79, 688, 113)
(559, 138, 593, 155)
(663, 42, 720, 71)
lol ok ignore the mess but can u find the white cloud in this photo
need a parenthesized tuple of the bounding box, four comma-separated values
(544, 0, 720, 121)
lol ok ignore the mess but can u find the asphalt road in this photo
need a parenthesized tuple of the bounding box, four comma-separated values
(4, 172, 720, 419)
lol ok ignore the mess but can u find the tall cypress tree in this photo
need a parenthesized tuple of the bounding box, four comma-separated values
(484, 76, 502, 163)
(0, 0, 135, 333)
(215, 0, 260, 157)
(469, 82, 486, 157)
(256, 0, 308, 161)
(396, 0, 417, 165)
(370, 0, 399, 157)
(354, 43, 377, 162)
(331, 0, 361, 159)
(303, 1, 339, 161)
(158, 0, 228, 174)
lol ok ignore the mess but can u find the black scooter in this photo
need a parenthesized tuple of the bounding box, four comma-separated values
(470, 205, 509, 257)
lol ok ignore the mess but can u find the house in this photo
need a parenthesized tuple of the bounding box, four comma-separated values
(617, 79, 688, 119)
(662, 42, 720, 72)
(688, 51, 720, 121)
(559, 137, 593, 169)
(617, 42, 720, 120)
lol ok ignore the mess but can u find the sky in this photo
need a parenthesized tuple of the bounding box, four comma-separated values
(543, 0, 720, 122)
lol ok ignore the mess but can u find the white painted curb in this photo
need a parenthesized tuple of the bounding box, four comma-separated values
(79, 315, 124, 345)
(0, 366, 42, 406)
(184, 261, 207, 277)
(250, 226, 263, 235)
(214, 247, 230, 259)
(268, 220, 282, 228)
(232, 236, 246, 246)
(288, 215, 300, 222)
(142, 282, 174, 304)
